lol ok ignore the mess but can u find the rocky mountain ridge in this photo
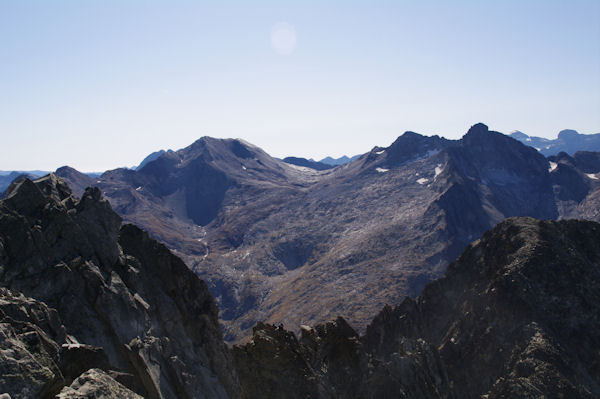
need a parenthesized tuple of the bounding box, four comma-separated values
(0, 175, 239, 398)
(233, 217, 600, 398)
(56, 124, 600, 341)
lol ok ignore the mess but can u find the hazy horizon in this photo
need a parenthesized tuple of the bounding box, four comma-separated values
(2, 1, 599, 172)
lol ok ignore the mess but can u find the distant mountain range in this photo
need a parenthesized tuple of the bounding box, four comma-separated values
(510, 129, 600, 156)
(318, 154, 361, 165)
(51, 123, 600, 343)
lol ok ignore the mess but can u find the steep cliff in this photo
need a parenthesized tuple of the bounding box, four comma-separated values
(0, 174, 240, 398)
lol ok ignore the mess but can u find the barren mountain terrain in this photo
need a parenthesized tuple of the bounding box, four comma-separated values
(56, 124, 600, 341)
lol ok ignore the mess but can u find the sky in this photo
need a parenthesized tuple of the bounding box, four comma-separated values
(1, 1, 599, 172)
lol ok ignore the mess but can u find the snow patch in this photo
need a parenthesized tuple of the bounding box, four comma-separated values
(135, 186, 142, 191)
(417, 178, 429, 185)
(526, 138, 532, 142)
(376, 167, 389, 173)
(434, 164, 443, 178)
(375, 150, 385, 155)
(535, 148, 541, 151)
(548, 162, 557, 172)
(242, 166, 247, 170)
(286, 163, 313, 172)
(586, 173, 598, 180)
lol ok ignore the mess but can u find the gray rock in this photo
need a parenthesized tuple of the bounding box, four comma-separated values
(0, 287, 66, 398)
(0, 175, 241, 398)
(233, 218, 600, 398)
(56, 368, 142, 399)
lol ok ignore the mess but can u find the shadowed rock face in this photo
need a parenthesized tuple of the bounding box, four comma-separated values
(58, 124, 600, 342)
(0, 174, 241, 398)
(365, 217, 600, 398)
(233, 217, 600, 399)
(547, 151, 600, 220)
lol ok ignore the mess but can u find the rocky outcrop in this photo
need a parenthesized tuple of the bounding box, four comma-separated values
(0, 174, 240, 398)
(0, 287, 66, 398)
(234, 218, 600, 398)
(0, 171, 46, 195)
(56, 369, 143, 399)
(365, 217, 600, 398)
(233, 318, 453, 399)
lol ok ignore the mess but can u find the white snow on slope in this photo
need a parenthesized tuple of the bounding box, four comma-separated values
(417, 178, 429, 185)
(548, 162, 558, 172)
(286, 163, 312, 172)
(586, 173, 598, 180)
(376, 167, 389, 173)
(434, 164, 443, 178)
(375, 150, 385, 155)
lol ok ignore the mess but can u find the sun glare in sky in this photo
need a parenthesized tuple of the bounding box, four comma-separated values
(271, 22, 297, 55)
(0, 1, 599, 172)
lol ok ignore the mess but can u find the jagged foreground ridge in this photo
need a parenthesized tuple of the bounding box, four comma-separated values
(57, 123, 600, 341)
(233, 217, 600, 399)
(0, 175, 239, 398)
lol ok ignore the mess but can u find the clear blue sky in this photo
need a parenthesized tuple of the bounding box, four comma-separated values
(1, 0, 599, 171)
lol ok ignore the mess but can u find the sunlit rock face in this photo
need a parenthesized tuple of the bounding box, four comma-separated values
(0, 174, 241, 398)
